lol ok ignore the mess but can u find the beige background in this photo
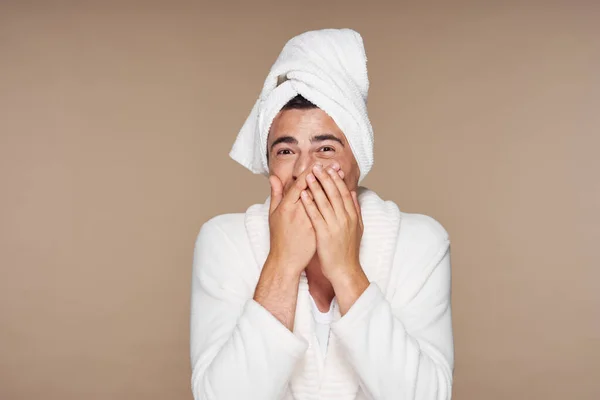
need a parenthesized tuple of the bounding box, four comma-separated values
(1, 1, 599, 399)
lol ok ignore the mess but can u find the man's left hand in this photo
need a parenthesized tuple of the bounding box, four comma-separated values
(299, 162, 364, 281)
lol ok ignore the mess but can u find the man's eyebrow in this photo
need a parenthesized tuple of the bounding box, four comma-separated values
(269, 133, 345, 152)
(270, 136, 298, 151)
(311, 134, 344, 147)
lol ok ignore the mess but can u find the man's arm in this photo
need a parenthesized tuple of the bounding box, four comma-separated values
(330, 236, 454, 400)
(251, 166, 325, 331)
(190, 219, 307, 400)
(191, 163, 329, 399)
(253, 254, 301, 331)
(299, 164, 453, 399)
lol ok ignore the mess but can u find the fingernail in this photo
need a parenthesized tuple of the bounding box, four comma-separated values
(313, 164, 322, 171)
(327, 168, 335, 175)
(338, 170, 345, 178)
(331, 162, 340, 170)
(307, 173, 315, 182)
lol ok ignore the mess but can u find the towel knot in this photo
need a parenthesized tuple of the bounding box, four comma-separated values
(230, 28, 374, 184)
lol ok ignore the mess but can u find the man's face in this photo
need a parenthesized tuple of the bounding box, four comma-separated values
(267, 107, 360, 194)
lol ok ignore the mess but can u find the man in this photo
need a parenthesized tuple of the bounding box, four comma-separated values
(190, 29, 454, 400)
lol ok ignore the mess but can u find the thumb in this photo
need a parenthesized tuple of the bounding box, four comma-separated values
(268, 175, 283, 214)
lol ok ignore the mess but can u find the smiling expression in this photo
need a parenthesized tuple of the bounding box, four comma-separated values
(267, 107, 360, 194)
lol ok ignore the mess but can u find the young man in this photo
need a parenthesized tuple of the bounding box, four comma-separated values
(190, 29, 454, 400)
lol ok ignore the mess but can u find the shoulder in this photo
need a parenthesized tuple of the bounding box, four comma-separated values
(200, 212, 246, 232)
(394, 211, 451, 269)
(386, 211, 451, 302)
(193, 212, 252, 266)
(398, 211, 450, 246)
(195, 213, 247, 246)
(360, 187, 449, 248)
(192, 212, 256, 295)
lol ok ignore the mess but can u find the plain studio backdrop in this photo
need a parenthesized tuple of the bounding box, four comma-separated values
(1, 1, 598, 399)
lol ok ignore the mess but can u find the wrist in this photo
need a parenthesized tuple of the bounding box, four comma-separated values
(329, 265, 370, 316)
(323, 260, 362, 282)
(254, 255, 301, 304)
(264, 253, 303, 280)
(327, 263, 369, 295)
(254, 254, 302, 331)
(266, 251, 305, 276)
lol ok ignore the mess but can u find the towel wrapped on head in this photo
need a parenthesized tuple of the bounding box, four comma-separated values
(229, 28, 374, 184)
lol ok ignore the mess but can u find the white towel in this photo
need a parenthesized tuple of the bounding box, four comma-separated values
(229, 28, 374, 184)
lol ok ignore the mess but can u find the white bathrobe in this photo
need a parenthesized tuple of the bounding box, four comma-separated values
(190, 187, 454, 400)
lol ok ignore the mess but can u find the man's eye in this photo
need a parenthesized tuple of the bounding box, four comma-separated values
(277, 149, 292, 155)
(319, 146, 335, 152)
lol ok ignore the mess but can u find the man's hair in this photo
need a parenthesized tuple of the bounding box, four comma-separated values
(281, 94, 318, 110)
(266, 95, 318, 163)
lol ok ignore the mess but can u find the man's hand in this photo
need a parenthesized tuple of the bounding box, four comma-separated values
(254, 162, 341, 330)
(299, 162, 369, 315)
(268, 167, 314, 275)
(299, 162, 364, 280)
(267, 162, 343, 274)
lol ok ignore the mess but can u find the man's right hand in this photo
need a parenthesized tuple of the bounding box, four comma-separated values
(267, 162, 340, 275)
(255, 162, 340, 331)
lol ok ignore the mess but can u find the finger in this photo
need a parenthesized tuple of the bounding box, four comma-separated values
(306, 169, 337, 224)
(312, 164, 345, 219)
(269, 175, 283, 214)
(282, 162, 321, 206)
(306, 189, 314, 201)
(300, 189, 326, 232)
(299, 185, 314, 201)
(326, 167, 356, 219)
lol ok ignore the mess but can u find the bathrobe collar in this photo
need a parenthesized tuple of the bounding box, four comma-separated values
(244, 186, 402, 399)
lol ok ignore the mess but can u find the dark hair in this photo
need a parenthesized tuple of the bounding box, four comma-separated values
(281, 94, 318, 110)
(266, 95, 318, 163)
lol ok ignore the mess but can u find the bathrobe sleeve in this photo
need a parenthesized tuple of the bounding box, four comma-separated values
(330, 216, 454, 400)
(190, 217, 308, 400)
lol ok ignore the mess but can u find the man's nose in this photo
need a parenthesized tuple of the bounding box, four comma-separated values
(292, 155, 314, 181)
